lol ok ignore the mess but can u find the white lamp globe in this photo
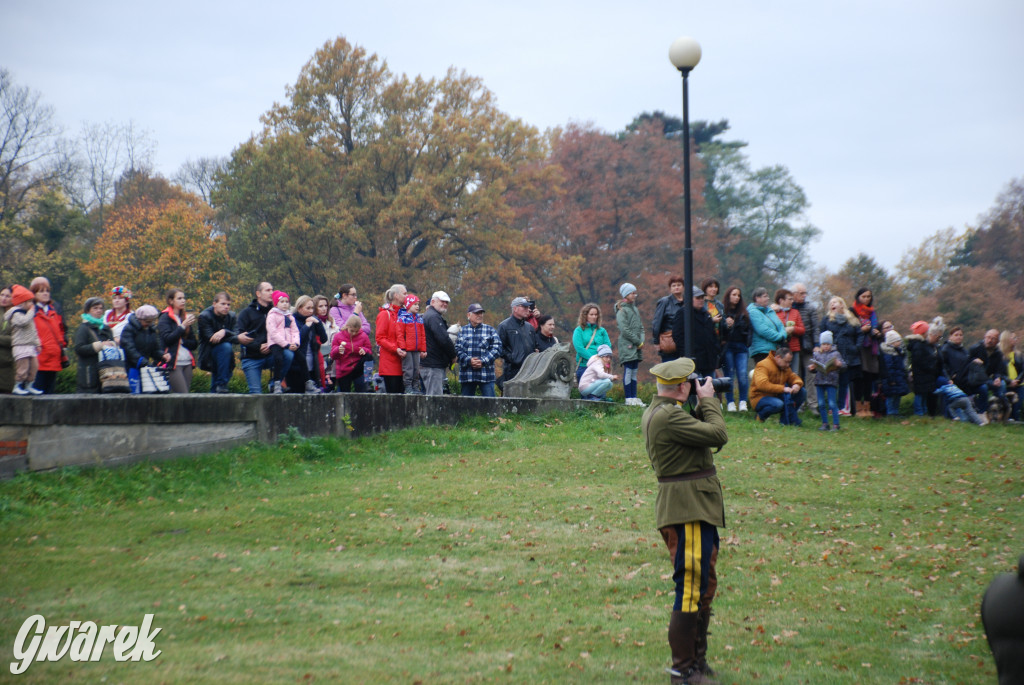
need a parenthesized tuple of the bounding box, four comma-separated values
(669, 36, 702, 71)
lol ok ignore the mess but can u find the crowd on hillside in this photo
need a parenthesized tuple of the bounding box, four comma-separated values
(1, 275, 1020, 426)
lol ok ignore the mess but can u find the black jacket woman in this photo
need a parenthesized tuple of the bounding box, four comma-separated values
(940, 326, 976, 393)
(285, 295, 328, 393)
(121, 306, 170, 369)
(73, 297, 117, 393)
(905, 321, 942, 416)
(157, 289, 199, 394)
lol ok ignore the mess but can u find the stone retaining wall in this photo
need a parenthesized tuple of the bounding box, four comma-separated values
(0, 394, 593, 478)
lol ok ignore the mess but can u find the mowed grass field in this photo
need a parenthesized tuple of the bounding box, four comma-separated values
(0, 407, 1019, 684)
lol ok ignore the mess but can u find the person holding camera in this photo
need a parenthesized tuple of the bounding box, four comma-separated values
(642, 357, 728, 685)
(750, 345, 806, 425)
(496, 296, 537, 389)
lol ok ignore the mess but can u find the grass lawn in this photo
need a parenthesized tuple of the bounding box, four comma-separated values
(0, 407, 1019, 683)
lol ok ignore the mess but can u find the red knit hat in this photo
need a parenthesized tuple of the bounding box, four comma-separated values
(10, 284, 33, 306)
(910, 320, 929, 336)
(272, 290, 289, 306)
(403, 294, 419, 309)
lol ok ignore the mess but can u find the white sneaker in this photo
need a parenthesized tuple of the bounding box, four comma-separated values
(27, 384, 43, 395)
(272, 381, 283, 394)
(304, 380, 320, 394)
(727, 402, 737, 412)
(738, 400, 748, 411)
(12, 383, 30, 395)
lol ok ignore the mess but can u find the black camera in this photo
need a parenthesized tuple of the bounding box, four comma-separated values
(706, 376, 732, 392)
(527, 300, 536, 311)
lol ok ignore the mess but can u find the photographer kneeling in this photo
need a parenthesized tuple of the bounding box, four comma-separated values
(750, 345, 806, 425)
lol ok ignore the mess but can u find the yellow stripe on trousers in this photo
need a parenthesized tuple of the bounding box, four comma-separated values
(681, 521, 703, 613)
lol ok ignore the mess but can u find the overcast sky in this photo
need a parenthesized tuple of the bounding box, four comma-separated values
(3, 0, 1022, 276)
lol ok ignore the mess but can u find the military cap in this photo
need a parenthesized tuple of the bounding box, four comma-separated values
(650, 357, 696, 384)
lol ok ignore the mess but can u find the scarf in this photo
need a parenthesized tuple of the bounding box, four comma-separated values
(105, 308, 130, 325)
(82, 313, 107, 329)
(851, 301, 874, 320)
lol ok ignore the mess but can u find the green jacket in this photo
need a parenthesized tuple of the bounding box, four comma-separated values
(642, 395, 728, 529)
(572, 323, 611, 367)
(615, 300, 644, 364)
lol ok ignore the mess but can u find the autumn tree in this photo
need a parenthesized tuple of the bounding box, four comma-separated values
(932, 266, 1024, 340)
(214, 36, 575, 308)
(516, 121, 720, 317)
(81, 191, 233, 310)
(626, 112, 818, 292)
(0, 189, 91, 306)
(955, 177, 1024, 299)
(894, 227, 968, 296)
(826, 253, 900, 315)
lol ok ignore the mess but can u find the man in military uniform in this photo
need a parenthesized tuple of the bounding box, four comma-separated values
(642, 357, 728, 685)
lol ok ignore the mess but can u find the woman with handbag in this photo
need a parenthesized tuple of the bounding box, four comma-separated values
(651, 275, 686, 363)
(158, 289, 199, 394)
(121, 305, 169, 368)
(572, 303, 611, 385)
(73, 297, 117, 393)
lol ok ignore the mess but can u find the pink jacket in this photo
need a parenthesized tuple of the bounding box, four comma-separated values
(331, 329, 371, 378)
(266, 307, 300, 348)
(578, 354, 614, 388)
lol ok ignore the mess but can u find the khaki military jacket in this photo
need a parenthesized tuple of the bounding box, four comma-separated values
(642, 395, 728, 529)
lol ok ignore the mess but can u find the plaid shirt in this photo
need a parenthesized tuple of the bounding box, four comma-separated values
(456, 322, 502, 383)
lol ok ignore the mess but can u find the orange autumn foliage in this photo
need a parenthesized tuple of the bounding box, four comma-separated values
(81, 197, 234, 309)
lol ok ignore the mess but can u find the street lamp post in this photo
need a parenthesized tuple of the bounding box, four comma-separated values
(669, 36, 701, 361)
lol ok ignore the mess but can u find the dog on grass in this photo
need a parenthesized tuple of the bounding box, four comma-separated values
(986, 391, 1018, 424)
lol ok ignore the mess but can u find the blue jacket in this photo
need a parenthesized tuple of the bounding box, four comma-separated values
(746, 303, 787, 356)
(882, 348, 909, 396)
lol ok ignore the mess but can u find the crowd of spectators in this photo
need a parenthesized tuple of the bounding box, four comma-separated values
(0, 275, 1019, 425)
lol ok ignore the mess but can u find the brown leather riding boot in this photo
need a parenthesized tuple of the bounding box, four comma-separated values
(668, 611, 718, 684)
(694, 607, 720, 684)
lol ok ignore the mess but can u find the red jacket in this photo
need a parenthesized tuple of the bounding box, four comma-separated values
(33, 305, 67, 372)
(396, 311, 426, 353)
(375, 304, 403, 376)
(775, 308, 805, 353)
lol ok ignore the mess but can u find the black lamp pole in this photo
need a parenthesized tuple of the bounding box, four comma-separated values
(669, 36, 702, 362)
(679, 65, 694, 360)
